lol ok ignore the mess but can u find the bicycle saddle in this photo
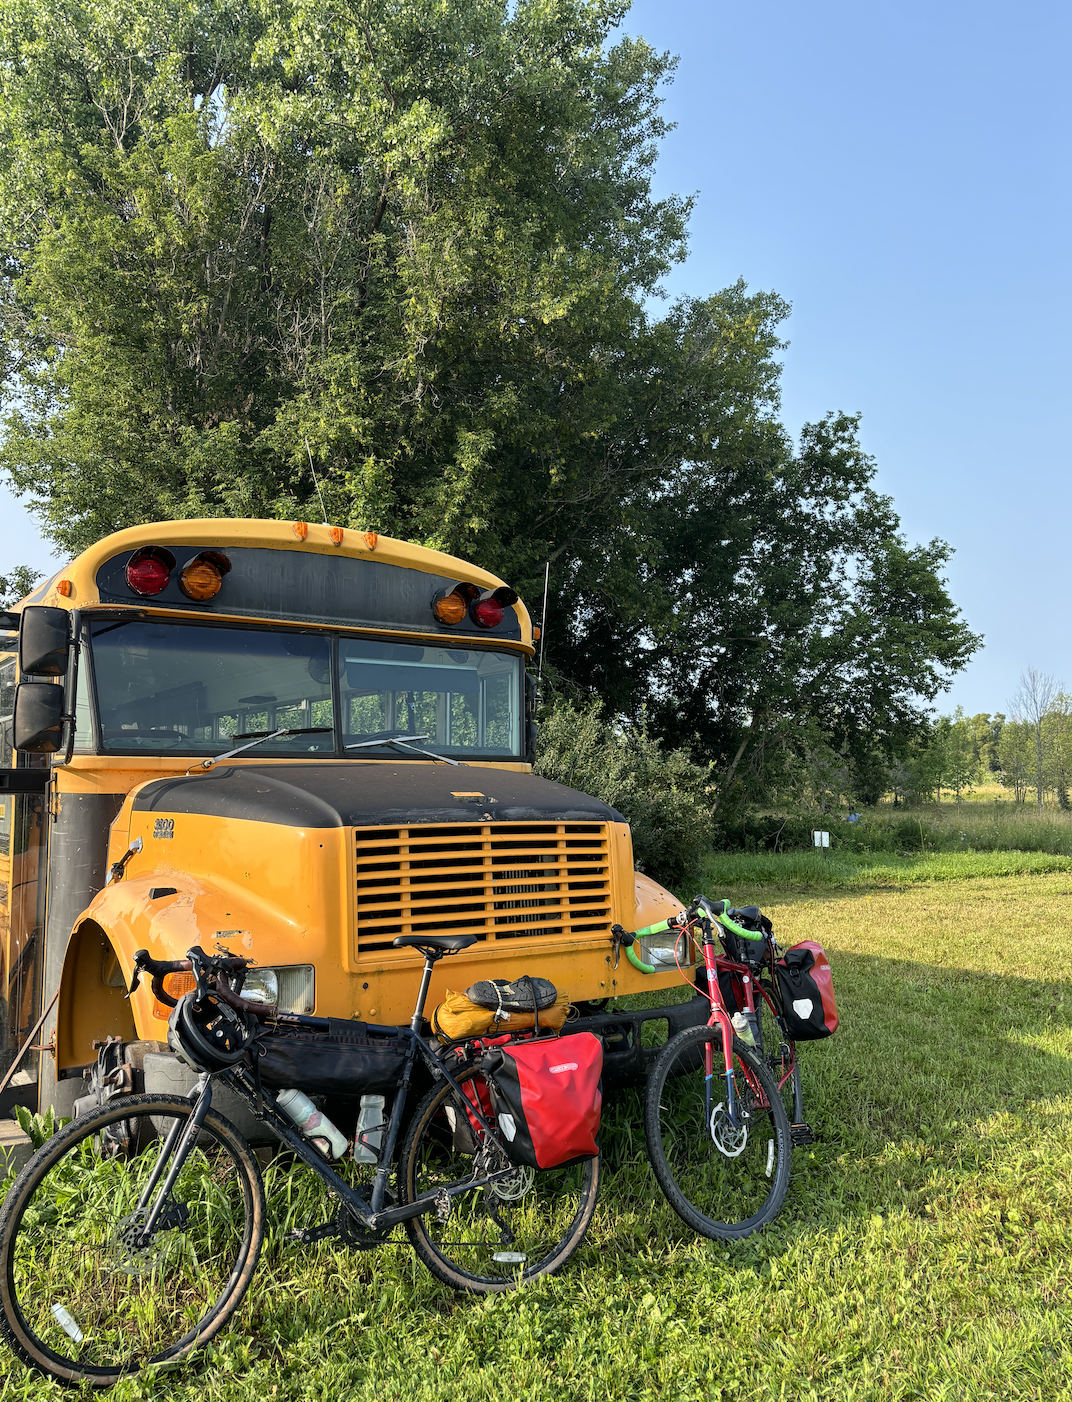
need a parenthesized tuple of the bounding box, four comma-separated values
(392, 934, 478, 953)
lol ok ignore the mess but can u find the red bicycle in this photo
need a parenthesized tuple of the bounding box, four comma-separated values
(617, 897, 801, 1240)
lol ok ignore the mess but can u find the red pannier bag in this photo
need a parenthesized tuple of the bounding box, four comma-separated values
(775, 940, 839, 1040)
(480, 1032, 603, 1169)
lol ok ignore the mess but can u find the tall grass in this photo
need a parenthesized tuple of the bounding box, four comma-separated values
(736, 801, 1072, 857)
(703, 848, 1072, 894)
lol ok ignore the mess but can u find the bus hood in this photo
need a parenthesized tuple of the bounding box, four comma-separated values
(129, 763, 625, 829)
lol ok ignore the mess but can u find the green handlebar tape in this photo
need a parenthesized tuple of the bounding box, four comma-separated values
(716, 899, 765, 942)
(634, 918, 673, 938)
(625, 942, 657, 974)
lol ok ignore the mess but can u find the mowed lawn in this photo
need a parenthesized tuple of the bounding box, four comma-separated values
(3, 869, 1072, 1401)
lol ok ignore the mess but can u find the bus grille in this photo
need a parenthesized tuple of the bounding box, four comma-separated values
(354, 823, 612, 953)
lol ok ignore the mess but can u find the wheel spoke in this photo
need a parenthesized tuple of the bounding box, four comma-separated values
(0, 1096, 263, 1385)
(400, 1068, 599, 1290)
(644, 1026, 791, 1240)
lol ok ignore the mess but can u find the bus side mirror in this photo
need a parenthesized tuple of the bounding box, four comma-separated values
(13, 681, 65, 753)
(18, 606, 70, 676)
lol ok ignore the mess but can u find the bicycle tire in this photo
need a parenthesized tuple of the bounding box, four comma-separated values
(399, 1065, 599, 1291)
(644, 1025, 791, 1241)
(0, 1093, 265, 1388)
(753, 986, 801, 1127)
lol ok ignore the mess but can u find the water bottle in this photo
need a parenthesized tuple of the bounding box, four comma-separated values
(731, 1011, 758, 1048)
(353, 1093, 385, 1163)
(275, 1087, 348, 1160)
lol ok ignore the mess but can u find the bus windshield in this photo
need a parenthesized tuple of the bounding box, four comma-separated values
(87, 620, 522, 759)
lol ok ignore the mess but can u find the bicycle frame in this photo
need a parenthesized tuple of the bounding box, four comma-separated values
(135, 1024, 517, 1250)
(698, 925, 743, 1129)
(712, 954, 804, 1125)
(696, 920, 803, 1130)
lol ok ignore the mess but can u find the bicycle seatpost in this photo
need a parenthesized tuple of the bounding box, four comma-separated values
(410, 954, 438, 1033)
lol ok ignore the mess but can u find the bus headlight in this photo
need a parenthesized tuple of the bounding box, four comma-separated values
(241, 965, 315, 1014)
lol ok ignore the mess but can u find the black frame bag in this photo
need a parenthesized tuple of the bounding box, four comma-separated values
(255, 1014, 407, 1096)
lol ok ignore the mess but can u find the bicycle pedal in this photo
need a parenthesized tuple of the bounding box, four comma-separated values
(790, 1121, 816, 1147)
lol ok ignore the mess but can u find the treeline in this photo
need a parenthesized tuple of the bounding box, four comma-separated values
(0, 0, 980, 826)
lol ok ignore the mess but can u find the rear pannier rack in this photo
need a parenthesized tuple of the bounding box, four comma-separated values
(354, 823, 612, 953)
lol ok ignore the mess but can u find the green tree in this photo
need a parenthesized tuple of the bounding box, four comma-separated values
(534, 699, 713, 892)
(0, 0, 980, 789)
(1010, 669, 1059, 810)
(910, 710, 977, 803)
(998, 720, 1033, 804)
(0, 565, 41, 609)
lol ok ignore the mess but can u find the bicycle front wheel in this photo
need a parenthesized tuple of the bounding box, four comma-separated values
(0, 1094, 265, 1388)
(644, 1025, 791, 1241)
(399, 1066, 600, 1292)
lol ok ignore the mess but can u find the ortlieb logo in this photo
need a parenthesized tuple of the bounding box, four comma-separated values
(549, 1062, 578, 1074)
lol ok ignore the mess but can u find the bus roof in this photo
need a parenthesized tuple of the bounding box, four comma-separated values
(13, 519, 533, 651)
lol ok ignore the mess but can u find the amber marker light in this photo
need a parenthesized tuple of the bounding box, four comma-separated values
(56, 580, 72, 597)
(153, 970, 196, 1022)
(329, 527, 344, 545)
(292, 521, 309, 541)
(433, 582, 480, 625)
(363, 531, 378, 550)
(179, 551, 231, 601)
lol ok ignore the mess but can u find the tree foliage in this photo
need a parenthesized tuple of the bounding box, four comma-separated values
(534, 699, 714, 892)
(0, 0, 981, 797)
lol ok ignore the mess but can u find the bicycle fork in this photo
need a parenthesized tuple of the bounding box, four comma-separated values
(130, 1076, 214, 1244)
(702, 936, 742, 1131)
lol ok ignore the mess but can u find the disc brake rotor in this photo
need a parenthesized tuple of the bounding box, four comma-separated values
(709, 1103, 749, 1158)
(108, 1204, 188, 1276)
(490, 1164, 534, 1202)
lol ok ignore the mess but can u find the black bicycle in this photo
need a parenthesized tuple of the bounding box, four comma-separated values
(0, 936, 599, 1388)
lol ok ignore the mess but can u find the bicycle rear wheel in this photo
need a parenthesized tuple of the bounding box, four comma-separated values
(644, 1025, 791, 1241)
(399, 1066, 599, 1292)
(754, 985, 801, 1127)
(0, 1094, 264, 1388)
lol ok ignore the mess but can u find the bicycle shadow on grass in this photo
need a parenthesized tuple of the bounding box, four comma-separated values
(595, 949, 1072, 1264)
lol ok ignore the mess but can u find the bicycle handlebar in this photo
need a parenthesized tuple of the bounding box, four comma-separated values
(129, 946, 262, 1015)
(612, 896, 769, 968)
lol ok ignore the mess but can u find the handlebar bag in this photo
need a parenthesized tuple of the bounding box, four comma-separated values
(480, 1032, 603, 1170)
(256, 1015, 407, 1096)
(774, 942, 839, 1041)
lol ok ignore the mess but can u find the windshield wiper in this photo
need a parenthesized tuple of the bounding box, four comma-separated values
(192, 726, 332, 772)
(346, 733, 462, 767)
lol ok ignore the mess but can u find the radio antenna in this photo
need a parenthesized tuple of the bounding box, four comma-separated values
(536, 561, 550, 690)
(304, 439, 330, 526)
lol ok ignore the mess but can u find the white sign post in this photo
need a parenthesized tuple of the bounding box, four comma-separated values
(813, 830, 830, 859)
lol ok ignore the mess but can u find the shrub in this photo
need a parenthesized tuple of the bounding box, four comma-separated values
(533, 700, 714, 895)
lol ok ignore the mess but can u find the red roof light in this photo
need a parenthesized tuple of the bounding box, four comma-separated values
(126, 548, 175, 596)
(471, 597, 504, 629)
(470, 586, 518, 629)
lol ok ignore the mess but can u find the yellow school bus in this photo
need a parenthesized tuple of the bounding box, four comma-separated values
(0, 519, 699, 1120)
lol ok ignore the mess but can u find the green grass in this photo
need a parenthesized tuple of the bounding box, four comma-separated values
(704, 847, 1072, 892)
(3, 868, 1072, 1400)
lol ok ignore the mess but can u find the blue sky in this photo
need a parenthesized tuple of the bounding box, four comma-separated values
(2, 0, 1069, 717)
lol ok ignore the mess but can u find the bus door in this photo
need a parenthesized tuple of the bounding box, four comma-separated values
(0, 648, 50, 1115)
